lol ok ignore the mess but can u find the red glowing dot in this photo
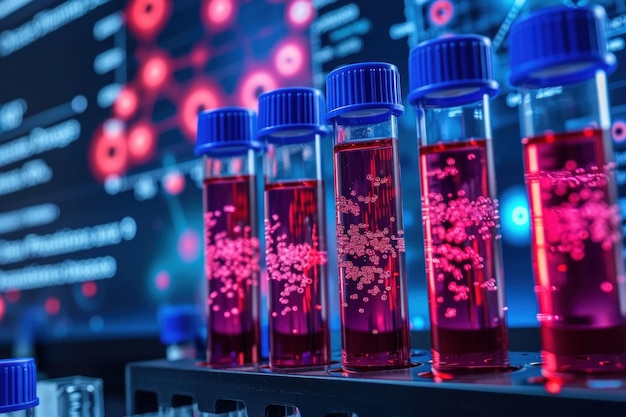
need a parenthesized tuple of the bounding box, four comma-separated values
(180, 82, 222, 139)
(155, 271, 171, 291)
(287, 0, 314, 27)
(45, 297, 61, 315)
(128, 122, 157, 163)
(545, 378, 563, 394)
(141, 54, 170, 89)
(126, 0, 172, 39)
(601, 281, 614, 293)
(163, 171, 186, 195)
(203, 0, 237, 31)
(82, 281, 98, 298)
(5, 290, 20, 303)
(238, 70, 278, 109)
(178, 229, 200, 263)
(429, 0, 454, 26)
(557, 264, 567, 272)
(612, 121, 626, 143)
(89, 122, 128, 181)
(113, 86, 139, 119)
(190, 45, 210, 67)
(583, 127, 594, 137)
(274, 42, 305, 77)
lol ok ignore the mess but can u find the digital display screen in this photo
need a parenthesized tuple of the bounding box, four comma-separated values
(1, 0, 626, 345)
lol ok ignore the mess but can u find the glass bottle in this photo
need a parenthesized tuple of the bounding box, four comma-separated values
(409, 34, 509, 375)
(509, 4, 626, 378)
(195, 107, 263, 367)
(257, 87, 331, 369)
(326, 62, 411, 371)
(0, 358, 38, 417)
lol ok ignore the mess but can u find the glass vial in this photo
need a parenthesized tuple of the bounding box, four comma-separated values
(37, 376, 104, 417)
(408, 35, 510, 375)
(509, 5, 626, 378)
(257, 87, 331, 368)
(195, 107, 263, 367)
(0, 358, 38, 417)
(326, 62, 411, 371)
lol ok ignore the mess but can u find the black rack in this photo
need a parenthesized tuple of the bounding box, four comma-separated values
(125, 352, 626, 417)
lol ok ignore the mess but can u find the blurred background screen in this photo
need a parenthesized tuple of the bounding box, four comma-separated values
(1, 0, 626, 351)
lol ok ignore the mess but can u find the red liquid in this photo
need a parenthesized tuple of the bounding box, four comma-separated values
(265, 180, 330, 368)
(333, 138, 411, 371)
(523, 128, 626, 377)
(420, 139, 509, 373)
(203, 175, 260, 366)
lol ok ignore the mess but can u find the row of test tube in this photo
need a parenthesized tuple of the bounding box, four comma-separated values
(195, 4, 626, 380)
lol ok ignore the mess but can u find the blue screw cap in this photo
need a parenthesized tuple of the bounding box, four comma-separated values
(509, 5, 616, 88)
(408, 34, 499, 107)
(257, 87, 330, 143)
(195, 107, 264, 156)
(0, 358, 39, 413)
(325, 62, 404, 123)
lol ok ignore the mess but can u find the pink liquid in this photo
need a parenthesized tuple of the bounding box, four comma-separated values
(523, 128, 626, 377)
(333, 138, 411, 371)
(265, 180, 330, 368)
(420, 139, 509, 374)
(203, 175, 260, 366)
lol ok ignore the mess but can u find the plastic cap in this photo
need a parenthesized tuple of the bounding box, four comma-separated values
(0, 358, 39, 413)
(257, 87, 330, 143)
(195, 107, 263, 156)
(509, 5, 616, 88)
(158, 305, 200, 345)
(408, 34, 499, 107)
(325, 62, 404, 123)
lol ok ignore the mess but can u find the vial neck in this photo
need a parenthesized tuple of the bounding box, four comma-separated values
(517, 71, 610, 139)
(333, 114, 399, 145)
(417, 96, 492, 147)
(264, 135, 323, 183)
(202, 149, 259, 180)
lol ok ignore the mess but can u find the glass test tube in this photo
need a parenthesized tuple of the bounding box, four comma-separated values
(408, 35, 509, 374)
(326, 62, 411, 371)
(195, 107, 263, 367)
(509, 5, 626, 378)
(0, 358, 39, 417)
(257, 87, 331, 368)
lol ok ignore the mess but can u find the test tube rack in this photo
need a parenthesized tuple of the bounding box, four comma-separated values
(125, 351, 626, 417)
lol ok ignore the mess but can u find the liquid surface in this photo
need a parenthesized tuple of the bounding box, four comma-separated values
(204, 175, 260, 366)
(523, 128, 626, 376)
(420, 139, 509, 372)
(334, 138, 410, 371)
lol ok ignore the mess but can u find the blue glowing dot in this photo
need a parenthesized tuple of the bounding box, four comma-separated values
(511, 205, 529, 227)
(500, 186, 530, 246)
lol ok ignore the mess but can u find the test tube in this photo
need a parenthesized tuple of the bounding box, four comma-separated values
(326, 62, 411, 371)
(195, 107, 263, 367)
(408, 35, 509, 374)
(509, 5, 626, 377)
(0, 358, 38, 417)
(257, 87, 331, 368)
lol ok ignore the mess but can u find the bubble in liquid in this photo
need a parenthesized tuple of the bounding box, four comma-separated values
(358, 308, 365, 313)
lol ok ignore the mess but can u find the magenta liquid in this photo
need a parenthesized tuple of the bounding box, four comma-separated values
(420, 139, 508, 373)
(334, 138, 411, 371)
(265, 179, 330, 368)
(204, 175, 260, 366)
(523, 128, 626, 377)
